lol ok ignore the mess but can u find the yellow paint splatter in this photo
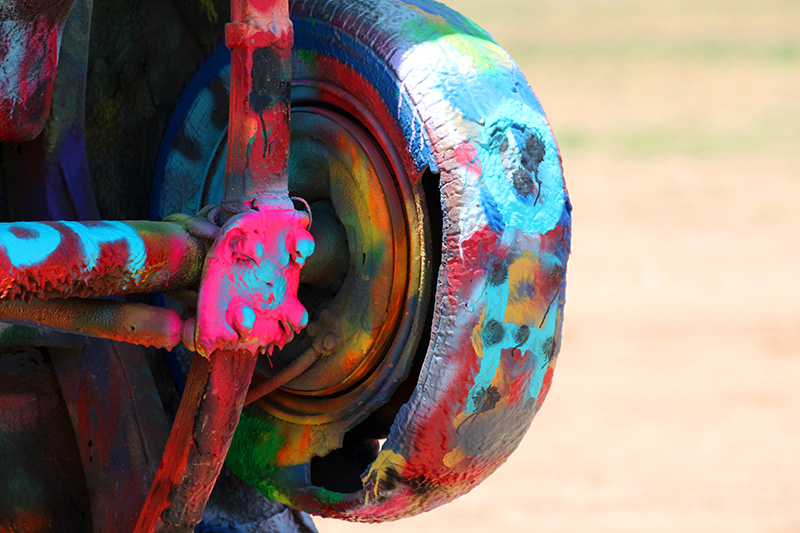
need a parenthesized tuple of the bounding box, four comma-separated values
(504, 255, 540, 325)
(364, 449, 406, 504)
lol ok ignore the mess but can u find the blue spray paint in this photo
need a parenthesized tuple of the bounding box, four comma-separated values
(0, 222, 62, 268)
(60, 221, 147, 279)
(466, 275, 510, 413)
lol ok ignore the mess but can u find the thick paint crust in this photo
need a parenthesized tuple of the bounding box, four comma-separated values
(193, 203, 314, 357)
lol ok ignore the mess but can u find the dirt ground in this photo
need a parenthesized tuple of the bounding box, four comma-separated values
(318, 1, 800, 531)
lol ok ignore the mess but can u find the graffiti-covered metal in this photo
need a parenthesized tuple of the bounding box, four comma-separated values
(2, 0, 569, 527)
(0, 0, 99, 222)
(0, 0, 76, 142)
(135, 1, 316, 530)
(154, 0, 571, 523)
(154, 54, 430, 423)
(0, 298, 186, 349)
(224, 0, 294, 212)
(232, 0, 570, 521)
(0, 219, 206, 300)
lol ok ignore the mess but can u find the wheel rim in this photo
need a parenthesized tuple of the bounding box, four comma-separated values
(154, 53, 430, 426)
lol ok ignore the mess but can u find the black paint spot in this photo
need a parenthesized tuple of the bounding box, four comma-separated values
(249, 47, 290, 113)
(406, 475, 437, 496)
(482, 319, 504, 346)
(504, 134, 546, 202)
(249, 47, 290, 157)
(511, 168, 535, 197)
(174, 130, 202, 161)
(487, 258, 509, 286)
(541, 336, 555, 368)
(376, 467, 404, 494)
(520, 134, 546, 175)
(208, 76, 229, 129)
(514, 325, 530, 346)
(549, 265, 565, 290)
(475, 385, 501, 414)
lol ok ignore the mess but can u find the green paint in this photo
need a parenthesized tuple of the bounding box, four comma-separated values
(0, 325, 48, 345)
(314, 487, 347, 506)
(226, 408, 289, 504)
(199, 0, 218, 24)
(227, 407, 350, 509)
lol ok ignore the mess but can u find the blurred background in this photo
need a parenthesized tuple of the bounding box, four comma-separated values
(319, 0, 800, 531)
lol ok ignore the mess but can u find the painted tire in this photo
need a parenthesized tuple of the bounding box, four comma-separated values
(154, 0, 571, 522)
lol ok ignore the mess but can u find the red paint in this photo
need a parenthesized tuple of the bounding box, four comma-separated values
(136, 350, 259, 531)
(298, 54, 420, 181)
(137, 2, 309, 529)
(224, 0, 293, 207)
(0, 221, 205, 301)
(453, 142, 481, 178)
(0, 3, 75, 142)
(534, 362, 556, 414)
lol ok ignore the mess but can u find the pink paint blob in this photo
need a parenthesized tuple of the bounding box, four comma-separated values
(193, 204, 314, 357)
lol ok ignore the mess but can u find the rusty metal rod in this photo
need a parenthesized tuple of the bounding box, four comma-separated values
(134, 349, 258, 531)
(0, 298, 188, 350)
(223, 0, 293, 215)
(0, 219, 208, 301)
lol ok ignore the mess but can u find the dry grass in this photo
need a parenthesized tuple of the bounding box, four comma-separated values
(318, 1, 800, 531)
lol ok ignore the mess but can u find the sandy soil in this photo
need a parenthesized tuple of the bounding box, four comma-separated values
(317, 1, 800, 531)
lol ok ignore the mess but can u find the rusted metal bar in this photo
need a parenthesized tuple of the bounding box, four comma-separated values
(0, 219, 207, 301)
(134, 350, 258, 531)
(222, 0, 293, 215)
(0, 298, 189, 350)
(244, 346, 322, 405)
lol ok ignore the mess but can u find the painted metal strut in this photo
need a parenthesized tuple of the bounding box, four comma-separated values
(0, 219, 206, 301)
(0, 0, 311, 530)
(136, 1, 311, 530)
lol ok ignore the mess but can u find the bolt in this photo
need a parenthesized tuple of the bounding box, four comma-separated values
(322, 333, 339, 352)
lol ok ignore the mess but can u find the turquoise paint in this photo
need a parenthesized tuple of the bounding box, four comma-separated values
(466, 256, 563, 411)
(60, 221, 146, 279)
(478, 102, 565, 238)
(466, 275, 510, 413)
(524, 297, 558, 402)
(295, 238, 314, 266)
(241, 306, 256, 330)
(0, 222, 62, 268)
